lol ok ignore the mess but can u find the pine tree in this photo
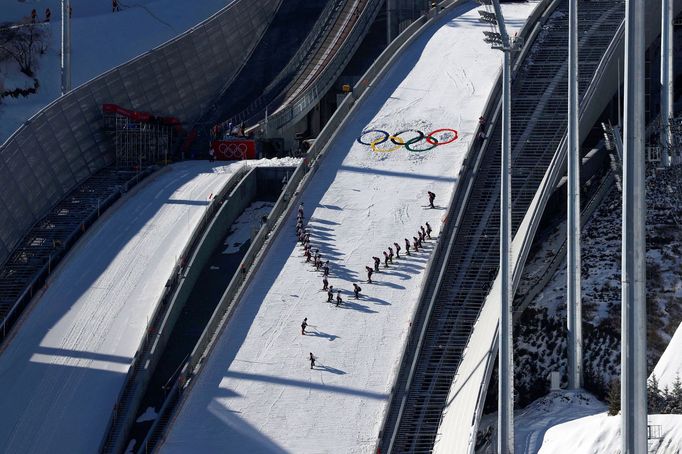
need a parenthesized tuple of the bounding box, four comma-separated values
(669, 374, 682, 413)
(647, 374, 665, 414)
(607, 379, 620, 416)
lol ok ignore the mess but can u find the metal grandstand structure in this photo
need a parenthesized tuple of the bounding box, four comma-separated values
(0, 168, 149, 342)
(380, 1, 625, 452)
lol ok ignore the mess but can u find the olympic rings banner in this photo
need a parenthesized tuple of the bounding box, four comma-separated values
(357, 128, 458, 153)
(212, 140, 256, 160)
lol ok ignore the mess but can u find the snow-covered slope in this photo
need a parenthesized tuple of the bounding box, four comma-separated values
(539, 411, 682, 454)
(0, 0, 234, 142)
(655, 323, 682, 390)
(160, 2, 539, 453)
(0, 161, 243, 454)
(480, 392, 682, 454)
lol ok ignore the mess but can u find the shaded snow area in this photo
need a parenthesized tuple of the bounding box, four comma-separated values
(246, 157, 303, 168)
(0, 0, 233, 143)
(136, 406, 158, 423)
(0, 161, 242, 454)
(223, 201, 274, 254)
(160, 2, 539, 453)
(511, 165, 682, 405)
(478, 392, 682, 453)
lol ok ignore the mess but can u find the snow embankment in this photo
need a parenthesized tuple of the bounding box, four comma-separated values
(1, 0, 233, 143)
(539, 412, 682, 454)
(0, 161, 243, 454)
(480, 391, 682, 454)
(160, 2, 540, 453)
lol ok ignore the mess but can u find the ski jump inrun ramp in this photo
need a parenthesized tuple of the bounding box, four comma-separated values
(161, 2, 541, 453)
(0, 162, 245, 454)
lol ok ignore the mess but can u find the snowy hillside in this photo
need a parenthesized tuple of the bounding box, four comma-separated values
(512, 164, 682, 404)
(0, 0, 233, 142)
(478, 392, 682, 454)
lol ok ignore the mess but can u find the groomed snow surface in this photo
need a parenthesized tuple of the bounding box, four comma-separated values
(160, 2, 538, 453)
(0, 161, 243, 454)
(0, 0, 234, 143)
(508, 392, 682, 454)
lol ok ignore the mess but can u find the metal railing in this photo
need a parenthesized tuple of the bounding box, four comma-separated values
(382, 1, 626, 452)
(228, 0, 347, 127)
(264, 0, 385, 131)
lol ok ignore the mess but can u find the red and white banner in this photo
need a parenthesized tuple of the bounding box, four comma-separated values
(212, 140, 256, 160)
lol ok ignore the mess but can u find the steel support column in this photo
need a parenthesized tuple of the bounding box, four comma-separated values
(567, 0, 583, 390)
(490, 0, 513, 451)
(622, 0, 647, 452)
(60, 0, 71, 95)
(660, 0, 673, 166)
(386, 0, 394, 43)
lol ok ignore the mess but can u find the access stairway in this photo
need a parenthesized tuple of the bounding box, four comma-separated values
(380, 1, 625, 452)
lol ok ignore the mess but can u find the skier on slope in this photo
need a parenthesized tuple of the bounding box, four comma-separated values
(420, 225, 427, 239)
(372, 256, 381, 272)
(388, 247, 394, 264)
(327, 286, 334, 302)
(413, 236, 419, 252)
(428, 191, 436, 209)
(394, 242, 401, 259)
(383, 251, 390, 268)
(353, 283, 362, 299)
(405, 238, 411, 256)
(309, 352, 316, 369)
(335, 290, 343, 307)
(301, 318, 308, 335)
(426, 222, 432, 239)
(323, 276, 329, 290)
(298, 202, 305, 218)
(323, 264, 330, 277)
(365, 266, 373, 283)
(305, 249, 312, 262)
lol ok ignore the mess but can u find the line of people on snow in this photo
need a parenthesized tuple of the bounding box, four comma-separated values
(299, 190, 438, 370)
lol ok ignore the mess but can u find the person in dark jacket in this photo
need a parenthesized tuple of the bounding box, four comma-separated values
(365, 266, 373, 283)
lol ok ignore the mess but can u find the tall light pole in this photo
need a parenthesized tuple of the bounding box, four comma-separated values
(622, 0, 647, 452)
(386, 0, 394, 44)
(61, 0, 71, 95)
(660, 0, 673, 167)
(479, 0, 515, 451)
(566, 0, 583, 390)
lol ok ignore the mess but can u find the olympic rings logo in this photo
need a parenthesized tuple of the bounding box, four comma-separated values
(357, 128, 458, 153)
(218, 142, 248, 159)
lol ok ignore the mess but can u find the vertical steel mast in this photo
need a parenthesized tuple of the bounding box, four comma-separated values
(566, 0, 583, 390)
(490, 0, 513, 450)
(660, 0, 673, 166)
(621, 0, 647, 451)
(60, 0, 71, 95)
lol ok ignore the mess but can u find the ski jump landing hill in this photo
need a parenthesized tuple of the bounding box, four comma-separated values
(159, 2, 540, 452)
(0, 162, 244, 454)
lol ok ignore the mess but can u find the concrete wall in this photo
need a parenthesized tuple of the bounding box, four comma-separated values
(0, 0, 283, 266)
